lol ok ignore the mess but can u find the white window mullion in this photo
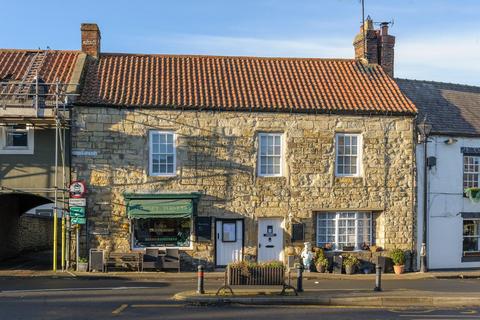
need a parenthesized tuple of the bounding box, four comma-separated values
(334, 213, 339, 250)
(354, 213, 359, 250)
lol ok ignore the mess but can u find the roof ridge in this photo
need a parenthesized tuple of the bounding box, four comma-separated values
(0, 48, 82, 53)
(395, 77, 480, 89)
(100, 52, 358, 62)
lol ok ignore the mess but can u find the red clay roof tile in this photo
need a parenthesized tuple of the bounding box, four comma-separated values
(0, 49, 81, 84)
(78, 54, 416, 115)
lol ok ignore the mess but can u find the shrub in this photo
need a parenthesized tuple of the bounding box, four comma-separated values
(342, 255, 359, 267)
(315, 248, 328, 267)
(78, 257, 88, 263)
(390, 249, 406, 266)
(228, 260, 284, 276)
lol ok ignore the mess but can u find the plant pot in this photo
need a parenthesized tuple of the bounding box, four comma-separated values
(393, 265, 404, 275)
(77, 262, 88, 272)
(345, 265, 355, 275)
(316, 264, 326, 273)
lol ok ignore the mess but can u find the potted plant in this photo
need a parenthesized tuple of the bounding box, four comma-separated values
(77, 257, 88, 272)
(390, 248, 406, 275)
(314, 248, 329, 273)
(465, 188, 480, 203)
(342, 255, 359, 275)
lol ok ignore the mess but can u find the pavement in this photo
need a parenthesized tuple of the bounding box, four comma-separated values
(2, 251, 480, 313)
(174, 288, 480, 308)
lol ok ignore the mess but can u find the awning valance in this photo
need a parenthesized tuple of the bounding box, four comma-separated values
(127, 199, 193, 219)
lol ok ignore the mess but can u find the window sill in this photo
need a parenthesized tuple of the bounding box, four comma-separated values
(462, 255, 480, 262)
(257, 175, 284, 178)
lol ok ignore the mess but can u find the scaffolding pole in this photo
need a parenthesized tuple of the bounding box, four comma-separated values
(0, 73, 78, 272)
(53, 81, 59, 272)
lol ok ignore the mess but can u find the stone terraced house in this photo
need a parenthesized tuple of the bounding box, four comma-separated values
(72, 21, 417, 270)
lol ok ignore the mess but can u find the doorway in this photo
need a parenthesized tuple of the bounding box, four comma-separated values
(215, 219, 243, 266)
(258, 218, 284, 262)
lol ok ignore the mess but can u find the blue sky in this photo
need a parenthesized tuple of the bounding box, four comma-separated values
(1, 0, 479, 85)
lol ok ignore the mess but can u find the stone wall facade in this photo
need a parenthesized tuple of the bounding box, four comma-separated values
(72, 106, 415, 270)
(1, 212, 56, 260)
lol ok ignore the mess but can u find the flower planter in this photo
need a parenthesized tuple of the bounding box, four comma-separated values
(393, 265, 405, 275)
(316, 264, 326, 273)
(227, 266, 285, 285)
(77, 262, 88, 272)
(465, 188, 480, 203)
(344, 265, 355, 275)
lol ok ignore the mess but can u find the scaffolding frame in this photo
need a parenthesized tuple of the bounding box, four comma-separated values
(0, 71, 79, 272)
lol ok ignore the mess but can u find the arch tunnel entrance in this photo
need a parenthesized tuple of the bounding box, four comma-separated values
(0, 192, 56, 270)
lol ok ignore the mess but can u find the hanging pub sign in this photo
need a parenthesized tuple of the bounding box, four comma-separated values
(69, 180, 86, 198)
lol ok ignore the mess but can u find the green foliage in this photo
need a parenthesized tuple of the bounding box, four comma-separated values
(390, 248, 406, 266)
(228, 260, 285, 277)
(465, 188, 480, 203)
(315, 248, 329, 267)
(78, 257, 88, 263)
(342, 255, 359, 267)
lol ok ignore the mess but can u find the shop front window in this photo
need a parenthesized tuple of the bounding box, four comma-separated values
(133, 218, 191, 248)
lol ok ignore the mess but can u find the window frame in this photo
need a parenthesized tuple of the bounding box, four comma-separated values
(463, 218, 480, 256)
(0, 124, 34, 155)
(148, 130, 177, 177)
(463, 154, 480, 190)
(257, 132, 284, 177)
(316, 212, 372, 251)
(335, 133, 362, 177)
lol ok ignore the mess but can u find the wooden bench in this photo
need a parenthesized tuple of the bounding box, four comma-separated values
(106, 252, 143, 272)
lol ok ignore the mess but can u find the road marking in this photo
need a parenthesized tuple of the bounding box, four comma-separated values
(112, 304, 128, 315)
(131, 304, 185, 308)
(400, 315, 480, 318)
(1, 286, 155, 294)
(462, 310, 479, 314)
(389, 309, 434, 314)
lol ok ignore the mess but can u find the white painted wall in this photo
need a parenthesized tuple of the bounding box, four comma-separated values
(417, 135, 480, 269)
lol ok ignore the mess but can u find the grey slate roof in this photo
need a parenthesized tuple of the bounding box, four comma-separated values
(396, 79, 480, 137)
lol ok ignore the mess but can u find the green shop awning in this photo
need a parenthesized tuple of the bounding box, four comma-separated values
(124, 192, 201, 219)
(127, 199, 193, 219)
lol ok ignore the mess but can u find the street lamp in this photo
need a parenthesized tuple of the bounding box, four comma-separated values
(417, 117, 432, 273)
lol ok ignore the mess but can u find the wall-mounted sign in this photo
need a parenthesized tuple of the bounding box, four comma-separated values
(71, 217, 86, 225)
(70, 206, 86, 218)
(69, 198, 86, 207)
(69, 181, 86, 198)
(72, 150, 98, 157)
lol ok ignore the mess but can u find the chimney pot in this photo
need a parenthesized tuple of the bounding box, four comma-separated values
(353, 18, 395, 77)
(380, 22, 389, 36)
(81, 23, 101, 58)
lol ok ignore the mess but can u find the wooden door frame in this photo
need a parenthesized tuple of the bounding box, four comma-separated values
(214, 218, 245, 267)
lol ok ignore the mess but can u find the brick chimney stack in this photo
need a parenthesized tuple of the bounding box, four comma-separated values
(353, 17, 395, 77)
(81, 23, 101, 58)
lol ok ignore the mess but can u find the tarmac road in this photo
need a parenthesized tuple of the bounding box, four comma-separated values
(1, 276, 480, 320)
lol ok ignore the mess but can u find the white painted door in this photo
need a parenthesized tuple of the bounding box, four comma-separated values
(216, 220, 243, 266)
(258, 218, 284, 262)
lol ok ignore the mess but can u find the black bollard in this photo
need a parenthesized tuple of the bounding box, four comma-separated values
(296, 264, 304, 293)
(197, 265, 205, 294)
(374, 265, 382, 292)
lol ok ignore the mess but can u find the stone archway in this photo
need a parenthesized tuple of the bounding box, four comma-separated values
(0, 192, 53, 261)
